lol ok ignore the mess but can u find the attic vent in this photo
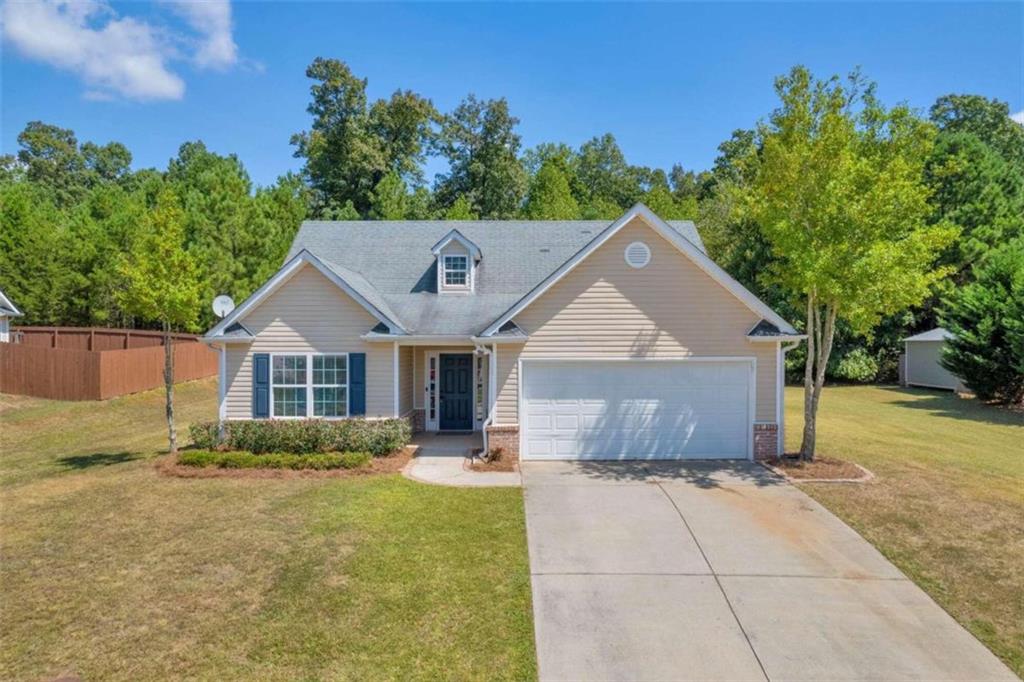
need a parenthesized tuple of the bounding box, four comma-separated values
(624, 241, 651, 269)
(539, 248, 550, 253)
(580, 229, 592, 235)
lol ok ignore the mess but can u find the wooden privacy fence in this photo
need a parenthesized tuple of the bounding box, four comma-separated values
(0, 327, 218, 401)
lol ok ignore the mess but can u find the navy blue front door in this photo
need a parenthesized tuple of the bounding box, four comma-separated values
(440, 354, 473, 431)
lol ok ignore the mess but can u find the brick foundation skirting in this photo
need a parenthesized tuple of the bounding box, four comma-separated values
(485, 424, 520, 460)
(753, 423, 779, 460)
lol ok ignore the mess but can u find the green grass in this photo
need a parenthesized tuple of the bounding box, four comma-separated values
(0, 379, 536, 681)
(786, 385, 1024, 677)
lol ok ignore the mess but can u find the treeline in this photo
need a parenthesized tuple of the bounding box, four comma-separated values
(1, 59, 1022, 391)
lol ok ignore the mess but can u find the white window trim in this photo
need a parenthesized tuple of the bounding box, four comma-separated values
(436, 247, 474, 294)
(423, 351, 480, 432)
(425, 351, 438, 431)
(442, 254, 470, 289)
(269, 352, 350, 420)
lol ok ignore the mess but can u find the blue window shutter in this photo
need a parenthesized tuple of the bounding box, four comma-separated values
(350, 353, 366, 416)
(252, 353, 270, 418)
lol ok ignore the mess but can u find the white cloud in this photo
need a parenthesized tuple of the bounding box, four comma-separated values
(1, 0, 242, 101)
(166, 0, 237, 70)
(1011, 110, 1024, 126)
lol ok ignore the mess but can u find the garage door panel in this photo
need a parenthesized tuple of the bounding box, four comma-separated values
(522, 360, 751, 461)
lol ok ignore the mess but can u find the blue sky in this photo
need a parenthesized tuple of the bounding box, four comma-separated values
(3, 2, 1022, 188)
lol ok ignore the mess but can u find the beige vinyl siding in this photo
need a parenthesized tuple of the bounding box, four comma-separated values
(223, 263, 393, 418)
(906, 341, 959, 390)
(493, 343, 522, 424)
(494, 217, 777, 423)
(399, 345, 414, 415)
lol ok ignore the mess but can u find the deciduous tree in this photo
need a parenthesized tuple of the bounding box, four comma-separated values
(117, 188, 202, 454)
(740, 66, 956, 460)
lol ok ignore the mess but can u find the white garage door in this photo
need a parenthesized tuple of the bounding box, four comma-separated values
(521, 360, 752, 460)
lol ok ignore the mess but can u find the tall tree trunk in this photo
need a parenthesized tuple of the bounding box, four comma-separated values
(164, 321, 177, 454)
(799, 299, 838, 461)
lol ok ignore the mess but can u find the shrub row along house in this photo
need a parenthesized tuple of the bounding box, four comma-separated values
(203, 205, 805, 461)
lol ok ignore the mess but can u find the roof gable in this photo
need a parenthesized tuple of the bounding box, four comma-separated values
(479, 204, 798, 336)
(431, 229, 482, 261)
(0, 288, 23, 317)
(204, 250, 406, 339)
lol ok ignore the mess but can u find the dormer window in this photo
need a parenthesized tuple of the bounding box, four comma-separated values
(443, 255, 469, 286)
(431, 228, 481, 294)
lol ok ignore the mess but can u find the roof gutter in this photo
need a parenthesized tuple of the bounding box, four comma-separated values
(746, 334, 807, 343)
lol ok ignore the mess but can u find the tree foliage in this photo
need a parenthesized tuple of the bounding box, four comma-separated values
(740, 66, 957, 458)
(291, 58, 437, 217)
(939, 239, 1024, 404)
(434, 95, 527, 218)
(523, 159, 580, 219)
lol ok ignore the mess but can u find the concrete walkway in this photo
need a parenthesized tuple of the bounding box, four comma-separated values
(523, 460, 1015, 682)
(403, 433, 520, 487)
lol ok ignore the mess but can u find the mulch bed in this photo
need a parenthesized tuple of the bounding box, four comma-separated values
(765, 455, 872, 482)
(156, 446, 417, 479)
(466, 449, 519, 473)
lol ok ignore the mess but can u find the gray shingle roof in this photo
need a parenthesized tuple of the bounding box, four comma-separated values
(287, 219, 705, 336)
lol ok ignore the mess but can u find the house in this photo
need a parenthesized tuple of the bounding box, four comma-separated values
(902, 327, 962, 391)
(204, 204, 805, 460)
(0, 288, 23, 343)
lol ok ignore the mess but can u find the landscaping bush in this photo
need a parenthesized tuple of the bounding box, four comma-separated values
(187, 422, 221, 450)
(178, 449, 372, 470)
(833, 348, 879, 383)
(187, 418, 411, 456)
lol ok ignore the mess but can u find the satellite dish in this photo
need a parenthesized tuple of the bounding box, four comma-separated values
(212, 295, 235, 319)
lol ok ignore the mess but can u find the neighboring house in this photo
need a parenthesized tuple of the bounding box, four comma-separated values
(902, 327, 962, 391)
(205, 204, 804, 461)
(0, 288, 23, 343)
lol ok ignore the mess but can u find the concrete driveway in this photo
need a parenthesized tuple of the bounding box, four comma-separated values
(522, 461, 1015, 682)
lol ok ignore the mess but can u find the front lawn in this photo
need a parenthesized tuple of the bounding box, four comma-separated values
(0, 379, 536, 681)
(785, 385, 1024, 677)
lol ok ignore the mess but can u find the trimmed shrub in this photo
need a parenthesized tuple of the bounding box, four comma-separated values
(178, 450, 372, 470)
(188, 422, 221, 450)
(186, 418, 411, 456)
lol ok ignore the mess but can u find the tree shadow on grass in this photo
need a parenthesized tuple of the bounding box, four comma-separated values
(879, 387, 1024, 428)
(57, 452, 141, 470)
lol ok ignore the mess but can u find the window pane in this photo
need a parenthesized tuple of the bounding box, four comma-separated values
(313, 355, 347, 386)
(273, 387, 307, 417)
(273, 355, 306, 385)
(444, 255, 468, 286)
(313, 387, 347, 417)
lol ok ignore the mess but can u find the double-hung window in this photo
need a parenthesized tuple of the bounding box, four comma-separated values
(443, 255, 468, 286)
(271, 353, 348, 418)
(312, 355, 347, 417)
(272, 355, 307, 417)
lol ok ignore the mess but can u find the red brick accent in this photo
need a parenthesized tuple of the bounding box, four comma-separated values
(753, 423, 779, 460)
(411, 409, 425, 433)
(485, 424, 519, 460)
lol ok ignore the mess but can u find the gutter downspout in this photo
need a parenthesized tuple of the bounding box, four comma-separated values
(778, 340, 802, 456)
(475, 342, 497, 454)
(217, 343, 227, 439)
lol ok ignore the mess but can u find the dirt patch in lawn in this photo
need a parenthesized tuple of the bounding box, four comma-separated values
(767, 456, 871, 482)
(156, 446, 417, 479)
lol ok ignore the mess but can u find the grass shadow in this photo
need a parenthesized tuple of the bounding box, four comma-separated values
(57, 451, 141, 470)
(879, 387, 1024, 428)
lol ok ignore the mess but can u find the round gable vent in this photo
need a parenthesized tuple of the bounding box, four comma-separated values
(624, 241, 651, 268)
